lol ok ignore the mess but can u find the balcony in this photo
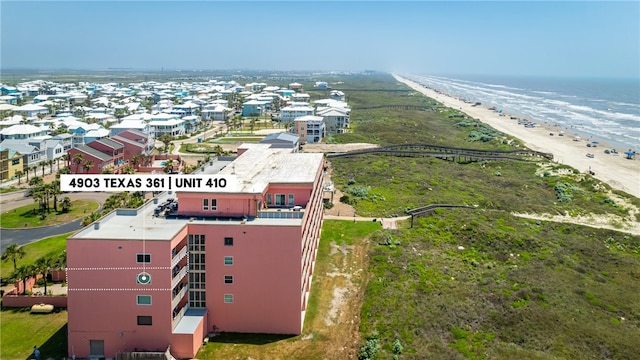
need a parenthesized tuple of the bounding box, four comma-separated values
(171, 266, 188, 288)
(171, 246, 188, 268)
(172, 284, 189, 308)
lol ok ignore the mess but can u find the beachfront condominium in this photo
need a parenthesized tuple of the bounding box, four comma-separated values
(66, 144, 325, 359)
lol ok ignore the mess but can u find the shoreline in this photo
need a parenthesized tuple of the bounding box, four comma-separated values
(393, 74, 640, 199)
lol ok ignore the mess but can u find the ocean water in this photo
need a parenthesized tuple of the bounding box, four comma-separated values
(404, 74, 640, 152)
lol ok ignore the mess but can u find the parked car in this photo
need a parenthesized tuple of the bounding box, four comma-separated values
(586, 153, 595, 158)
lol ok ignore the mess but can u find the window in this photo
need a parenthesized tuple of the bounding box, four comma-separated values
(211, 198, 217, 210)
(224, 294, 234, 303)
(136, 254, 151, 263)
(137, 316, 152, 325)
(266, 193, 272, 206)
(224, 237, 233, 246)
(224, 275, 233, 284)
(203, 198, 209, 211)
(288, 193, 294, 205)
(224, 256, 233, 266)
(137, 295, 152, 305)
(275, 194, 286, 206)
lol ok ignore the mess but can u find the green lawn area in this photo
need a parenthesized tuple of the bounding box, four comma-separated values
(0, 186, 22, 194)
(0, 308, 68, 360)
(1, 232, 71, 278)
(0, 200, 98, 228)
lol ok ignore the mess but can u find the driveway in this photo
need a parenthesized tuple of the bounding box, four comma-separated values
(0, 192, 111, 252)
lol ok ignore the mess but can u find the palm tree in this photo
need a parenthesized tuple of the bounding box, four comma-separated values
(24, 166, 30, 182)
(12, 264, 34, 294)
(162, 159, 174, 174)
(159, 134, 173, 154)
(15, 170, 23, 185)
(83, 160, 94, 173)
(2, 244, 26, 272)
(51, 179, 61, 212)
(41, 161, 46, 177)
(34, 256, 55, 295)
(48, 159, 55, 174)
(213, 145, 224, 157)
(58, 154, 67, 170)
(73, 153, 84, 173)
(122, 165, 135, 174)
(61, 196, 72, 213)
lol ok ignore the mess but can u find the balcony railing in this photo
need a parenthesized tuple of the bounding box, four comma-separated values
(258, 207, 305, 219)
(171, 266, 188, 288)
(172, 284, 189, 308)
(171, 246, 188, 268)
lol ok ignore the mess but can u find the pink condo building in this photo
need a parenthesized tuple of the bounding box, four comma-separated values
(66, 144, 325, 359)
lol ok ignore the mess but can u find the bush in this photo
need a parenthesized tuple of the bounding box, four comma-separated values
(324, 202, 334, 209)
(358, 333, 380, 360)
(392, 339, 404, 355)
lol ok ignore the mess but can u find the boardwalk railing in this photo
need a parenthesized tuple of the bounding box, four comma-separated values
(405, 204, 477, 227)
(326, 143, 553, 162)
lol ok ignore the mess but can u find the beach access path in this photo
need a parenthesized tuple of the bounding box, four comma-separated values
(394, 74, 640, 199)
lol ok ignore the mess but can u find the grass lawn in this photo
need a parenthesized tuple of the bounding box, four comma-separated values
(1, 232, 71, 278)
(0, 308, 68, 360)
(195, 220, 380, 359)
(0, 186, 22, 194)
(0, 200, 98, 228)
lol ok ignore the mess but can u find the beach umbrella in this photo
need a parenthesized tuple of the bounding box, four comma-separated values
(624, 151, 635, 159)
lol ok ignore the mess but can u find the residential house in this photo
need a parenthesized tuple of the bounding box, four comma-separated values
(259, 132, 300, 152)
(67, 145, 114, 174)
(149, 114, 185, 138)
(0, 147, 23, 180)
(241, 100, 267, 117)
(0, 140, 44, 174)
(51, 133, 73, 151)
(279, 103, 315, 123)
(109, 118, 150, 137)
(290, 93, 310, 103)
(86, 138, 125, 173)
(201, 104, 231, 122)
(329, 90, 346, 101)
(67, 144, 325, 359)
(316, 106, 350, 134)
(115, 129, 154, 155)
(14, 104, 48, 118)
(0, 124, 48, 141)
(293, 115, 326, 144)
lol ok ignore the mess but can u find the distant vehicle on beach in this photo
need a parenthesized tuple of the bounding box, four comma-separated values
(586, 153, 595, 158)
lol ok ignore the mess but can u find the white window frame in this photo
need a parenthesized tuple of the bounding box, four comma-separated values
(137, 295, 152, 305)
(224, 275, 233, 284)
(224, 256, 233, 266)
(288, 193, 294, 205)
(224, 294, 234, 303)
(203, 198, 209, 211)
(275, 193, 285, 206)
(211, 198, 217, 211)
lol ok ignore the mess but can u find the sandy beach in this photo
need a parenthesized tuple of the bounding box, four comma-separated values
(394, 74, 640, 199)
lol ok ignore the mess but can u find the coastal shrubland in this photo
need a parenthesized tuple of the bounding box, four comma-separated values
(324, 73, 640, 359)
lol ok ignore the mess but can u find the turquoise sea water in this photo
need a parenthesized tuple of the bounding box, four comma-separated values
(405, 74, 640, 152)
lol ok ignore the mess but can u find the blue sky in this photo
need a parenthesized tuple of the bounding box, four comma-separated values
(1, 1, 638, 78)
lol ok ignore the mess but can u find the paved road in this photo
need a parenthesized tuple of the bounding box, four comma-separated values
(0, 192, 111, 252)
